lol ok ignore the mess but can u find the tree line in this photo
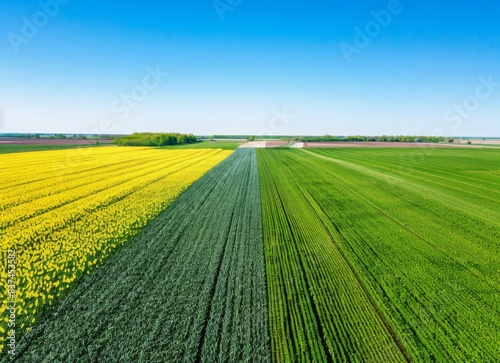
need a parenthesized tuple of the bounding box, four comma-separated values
(289, 135, 445, 143)
(115, 133, 197, 146)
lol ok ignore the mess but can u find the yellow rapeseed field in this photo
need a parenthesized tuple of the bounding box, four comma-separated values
(0, 146, 231, 351)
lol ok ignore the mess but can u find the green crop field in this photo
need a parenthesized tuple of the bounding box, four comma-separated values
(3, 146, 499, 362)
(258, 147, 500, 362)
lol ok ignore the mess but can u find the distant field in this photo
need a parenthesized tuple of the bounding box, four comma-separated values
(298, 141, 498, 148)
(0, 137, 114, 145)
(0, 139, 243, 154)
(455, 138, 500, 145)
(0, 143, 109, 154)
(159, 139, 243, 150)
(239, 141, 288, 148)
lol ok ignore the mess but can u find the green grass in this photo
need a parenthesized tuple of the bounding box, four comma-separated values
(12, 149, 270, 362)
(0, 143, 107, 154)
(158, 139, 243, 150)
(258, 147, 500, 362)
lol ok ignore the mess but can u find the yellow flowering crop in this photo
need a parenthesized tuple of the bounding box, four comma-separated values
(0, 146, 231, 351)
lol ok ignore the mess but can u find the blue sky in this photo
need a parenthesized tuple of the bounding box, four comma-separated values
(0, 0, 499, 136)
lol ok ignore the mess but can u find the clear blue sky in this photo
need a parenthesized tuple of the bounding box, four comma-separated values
(0, 0, 499, 136)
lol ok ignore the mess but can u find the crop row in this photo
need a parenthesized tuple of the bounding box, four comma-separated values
(4, 146, 498, 361)
(257, 150, 406, 362)
(261, 148, 500, 362)
(0, 147, 231, 353)
(11, 149, 270, 362)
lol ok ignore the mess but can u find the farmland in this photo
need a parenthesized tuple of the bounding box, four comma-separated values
(1, 145, 499, 362)
(258, 148, 500, 362)
(0, 147, 231, 351)
(0, 143, 107, 155)
(159, 139, 243, 150)
(11, 149, 270, 362)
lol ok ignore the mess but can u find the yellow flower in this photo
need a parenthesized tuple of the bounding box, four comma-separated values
(0, 147, 231, 350)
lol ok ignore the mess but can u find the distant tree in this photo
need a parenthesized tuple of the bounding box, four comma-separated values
(115, 132, 197, 147)
(248, 136, 255, 141)
(177, 134, 188, 144)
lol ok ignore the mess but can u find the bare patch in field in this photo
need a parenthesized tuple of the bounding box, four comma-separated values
(455, 139, 500, 145)
(239, 141, 267, 148)
(265, 141, 288, 148)
(239, 141, 287, 148)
